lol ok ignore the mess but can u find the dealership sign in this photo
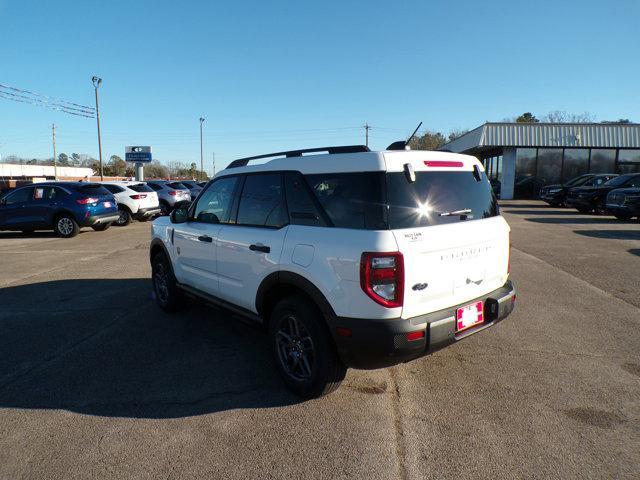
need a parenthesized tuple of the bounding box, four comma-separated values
(125, 146, 152, 163)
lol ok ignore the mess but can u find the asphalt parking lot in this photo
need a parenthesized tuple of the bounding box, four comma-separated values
(0, 200, 638, 480)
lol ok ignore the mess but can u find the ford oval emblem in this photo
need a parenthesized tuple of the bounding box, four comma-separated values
(412, 283, 428, 291)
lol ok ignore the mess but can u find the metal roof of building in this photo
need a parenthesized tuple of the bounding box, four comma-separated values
(440, 122, 640, 152)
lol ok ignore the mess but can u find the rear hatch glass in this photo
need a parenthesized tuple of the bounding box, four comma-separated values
(168, 182, 188, 190)
(128, 183, 154, 193)
(75, 184, 111, 196)
(386, 171, 498, 228)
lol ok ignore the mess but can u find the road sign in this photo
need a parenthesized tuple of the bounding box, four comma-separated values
(125, 146, 152, 163)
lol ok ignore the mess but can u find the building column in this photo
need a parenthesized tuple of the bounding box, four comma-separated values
(500, 147, 516, 200)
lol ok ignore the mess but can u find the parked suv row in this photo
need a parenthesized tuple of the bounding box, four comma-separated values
(150, 146, 515, 398)
(0, 182, 118, 237)
(101, 181, 161, 226)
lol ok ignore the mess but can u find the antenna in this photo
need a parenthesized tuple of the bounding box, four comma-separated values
(386, 121, 423, 151)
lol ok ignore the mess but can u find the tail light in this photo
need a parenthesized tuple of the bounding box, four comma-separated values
(130, 194, 147, 199)
(76, 197, 98, 205)
(168, 190, 178, 196)
(360, 252, 404, 308)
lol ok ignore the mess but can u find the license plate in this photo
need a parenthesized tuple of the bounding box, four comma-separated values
(103, 201, 112, 208)
(456, 301, 484, 332)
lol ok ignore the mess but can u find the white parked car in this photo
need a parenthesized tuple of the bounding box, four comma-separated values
(149, 145, 516, 398)
(101, 181, 161, 226)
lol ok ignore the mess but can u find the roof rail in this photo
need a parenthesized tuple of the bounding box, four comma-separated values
(226, 145, 370, 169)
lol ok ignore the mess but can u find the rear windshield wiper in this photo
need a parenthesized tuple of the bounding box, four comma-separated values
(438, 208, 472, 217)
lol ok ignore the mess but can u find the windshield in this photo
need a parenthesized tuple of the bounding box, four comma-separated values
(604, 175, 634, 187)
(566, 175, 592, 187)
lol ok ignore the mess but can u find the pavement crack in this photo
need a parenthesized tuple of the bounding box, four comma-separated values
(388, 367, 409, 480)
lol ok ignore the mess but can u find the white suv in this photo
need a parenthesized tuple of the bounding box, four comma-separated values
(101, 181, 161, 226)
(149, 145, 516, 398)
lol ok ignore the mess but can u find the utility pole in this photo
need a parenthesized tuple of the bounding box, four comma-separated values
(52, 123, 58, 180)
(364, 123, 370, 147)
(92, 76, 103, 180)
(199, 117, 205, 180)
(212, 152, 215, 177)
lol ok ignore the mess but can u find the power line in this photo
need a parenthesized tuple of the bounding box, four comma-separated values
(0, 83, 95, 112)
(0, 83, 95, 118)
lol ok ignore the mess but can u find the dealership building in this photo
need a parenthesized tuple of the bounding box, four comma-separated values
(439, 123, 640, 199)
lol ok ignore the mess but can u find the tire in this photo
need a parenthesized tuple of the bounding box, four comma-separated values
(615, 214, 632, 221)
(114, 206, 132, 226)
(159, 201, 171, 216)
(269, 296, 346, 399)
(594, 201, 607, 216)
(92, 223, 111, 231)
(53, 213, 79, 238)
(151, 252, 185, 312)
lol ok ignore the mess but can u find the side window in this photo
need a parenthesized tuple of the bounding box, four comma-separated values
(284, 172, 325, 227)
(148, 183, 162, 191)
(237, 174, 286, 228)
(628, 176, 640, 188)
(193, 176, 238, 224)
(50, 187, 69, 199)
(33, 186, 68, 200)
(3, 187, 32, 205)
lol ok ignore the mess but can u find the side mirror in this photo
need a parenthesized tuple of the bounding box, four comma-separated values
(170, 206, 189, 224)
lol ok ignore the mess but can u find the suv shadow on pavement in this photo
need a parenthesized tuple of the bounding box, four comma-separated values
(0, 279, 299, 419)
(574, 230, 640, 241)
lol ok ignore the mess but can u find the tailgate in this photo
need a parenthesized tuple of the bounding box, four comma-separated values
(394, 216, 510, 319)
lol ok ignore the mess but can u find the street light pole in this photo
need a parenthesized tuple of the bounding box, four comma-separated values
(92, 76, 103, 180)
(199, 117, 205, 180)
(52, 123, 58, 180)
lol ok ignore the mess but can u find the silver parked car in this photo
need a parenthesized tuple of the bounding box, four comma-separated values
(180, 180, 204, 199)
(145, 180, 191, 215)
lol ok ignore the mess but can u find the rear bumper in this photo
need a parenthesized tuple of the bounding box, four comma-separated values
(82, 212, 120, 227)
(330, 280, 516, 369)
(133, 207, 161, 220)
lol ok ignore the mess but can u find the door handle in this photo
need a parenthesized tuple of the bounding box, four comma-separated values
(249, 244, 270, 253)
(198, 235, 213, 243)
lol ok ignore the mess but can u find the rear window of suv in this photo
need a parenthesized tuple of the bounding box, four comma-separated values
(303, 170, 498, 230)
(168, 182, 188, 190)
(128, 183, 154, 193)
(386, 171, 498, 228)
(75, 184, 111, 195)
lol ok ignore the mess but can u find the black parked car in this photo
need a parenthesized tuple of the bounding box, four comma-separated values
(606, 187, 640, 220)
(539, 174, 617, 207)
(566, 173, 640, 214)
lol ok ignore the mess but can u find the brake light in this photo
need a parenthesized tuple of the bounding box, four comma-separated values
(130, 194, 147, 199)
(168, 191, 178, 196)
(360, 252, 404, 308)
(76, 197, 98, 205)
(424, 160, 464, 168)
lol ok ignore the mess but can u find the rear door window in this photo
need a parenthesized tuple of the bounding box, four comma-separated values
(386, 171, 498, 229)
(236, 174, 286, 228)
(304, 172, 387, 229)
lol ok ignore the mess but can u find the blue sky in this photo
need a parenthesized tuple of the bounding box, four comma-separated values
(1, 0, 639, 171)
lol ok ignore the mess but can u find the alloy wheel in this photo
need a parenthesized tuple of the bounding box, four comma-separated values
(154, 262, 170, 304)
(275, 315, 316, 382)
(57, 217, 74, 236)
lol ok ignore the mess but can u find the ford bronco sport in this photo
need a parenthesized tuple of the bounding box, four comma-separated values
(149, 145, 516, 398)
